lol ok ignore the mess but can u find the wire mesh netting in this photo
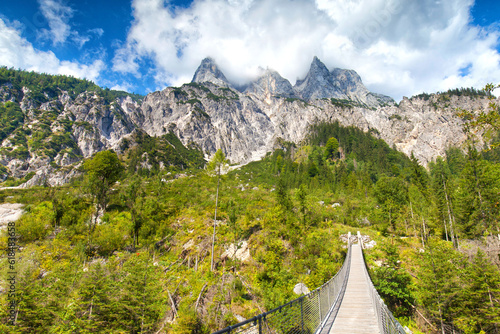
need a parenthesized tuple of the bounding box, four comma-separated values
(359, 233, 406, 334)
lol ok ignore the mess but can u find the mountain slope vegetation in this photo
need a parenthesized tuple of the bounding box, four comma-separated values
(1, 119, 499, 333)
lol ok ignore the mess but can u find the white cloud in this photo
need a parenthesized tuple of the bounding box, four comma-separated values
(114, 0, 500, 100)
(110, 82, 134, 92)
(0, 18, 105, 82)
(88, 28, 104, 38)
(37, 0, 103, 49)
(38, 0, 74, 45)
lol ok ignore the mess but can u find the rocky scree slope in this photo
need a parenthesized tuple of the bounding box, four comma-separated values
(0, 58, 495, 185)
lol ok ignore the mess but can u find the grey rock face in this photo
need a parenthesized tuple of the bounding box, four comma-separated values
(244, 69, 296, 100)
(192, 57, 231, 87)
(294, 56, 343, 101)
(1, 58, 496, 186)
(138, 83, 276, 164)
(138, 78, 492, 167)
(0, 86, 137, 186)
(294, 57, 394, 108)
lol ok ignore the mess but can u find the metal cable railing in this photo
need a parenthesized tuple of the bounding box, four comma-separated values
(357, 232, 406, 334)
(212, 233, 353, 334)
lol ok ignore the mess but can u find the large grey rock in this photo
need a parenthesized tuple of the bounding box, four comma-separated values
(293, 283, 310, 295)
(0, 203, 24, 231)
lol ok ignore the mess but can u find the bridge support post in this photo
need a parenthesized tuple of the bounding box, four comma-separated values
(300, 297, 304, 333)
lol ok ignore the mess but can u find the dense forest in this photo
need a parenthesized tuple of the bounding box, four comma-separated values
(0, 67, 144, 103)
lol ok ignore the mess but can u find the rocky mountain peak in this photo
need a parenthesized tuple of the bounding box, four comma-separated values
(294, 56, 342, 101)
(244, 68, 296, 99)
(311, 56, 329, 73)
(330, 68, 363, 93)
(191, 57, 230, 87)
(293, 56, 394, 107)
(189, 56, 392, 107)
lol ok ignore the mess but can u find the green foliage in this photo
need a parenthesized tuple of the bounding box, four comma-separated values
(285, 97, 307, 104)
(455, 152, 500, 237)
(207, 149, 229, 177)
(98, 87, 143, 104)
(206, 92, 227, 102)
(330, 98, 357, 108)
(93, 212, 133, 256)
(414, 238, 500, 333)
(17, 201, 55, 242)
(183, 82, 211, 93)
(308, 121, 413, 179)
(0, 102, 24, 142)
(125, 130, 206, 174)
(374, 176, 408, 229)
(413, 92, 432, 100)
(413, 87, 487, 101)
(388, 114, 403, 121)
(323, 137, 339, 160)
(452, 250, 500, 333)
(172, 307, 209, 334)
(186, 98, 202, 105)
(84, 150, 124, 231)
(2, 118, 500, 334)
(0, 66, 143, 102)
(443, 87, 487, 98)
(371, 244, 414, 317)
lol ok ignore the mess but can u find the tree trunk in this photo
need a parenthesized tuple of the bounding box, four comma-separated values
(442, 176, 457, 248)
(444, 219, 449, 242)
(211, 169, 220, 272)
(421, 217, 426, 248)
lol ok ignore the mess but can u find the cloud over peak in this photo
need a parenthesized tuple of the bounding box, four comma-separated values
(113, 0, 500, 100)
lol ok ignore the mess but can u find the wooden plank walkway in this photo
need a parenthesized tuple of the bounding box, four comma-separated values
(328, 241, 380, 334)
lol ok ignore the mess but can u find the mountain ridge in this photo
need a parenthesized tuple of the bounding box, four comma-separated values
(192, 56, 395, 108)
(0, 65, 495, 186)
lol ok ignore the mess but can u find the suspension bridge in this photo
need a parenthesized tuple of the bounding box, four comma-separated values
(213, 232, 406, 334)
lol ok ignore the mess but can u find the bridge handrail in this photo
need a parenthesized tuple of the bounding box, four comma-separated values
(212, 233, 354, 334)
(358, 232, 407, 334)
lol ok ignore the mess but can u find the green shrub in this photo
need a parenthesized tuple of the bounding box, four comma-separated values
(17, 201, 54, 242)
(94, 212, 132, 256)
(171, 308, 208, 334)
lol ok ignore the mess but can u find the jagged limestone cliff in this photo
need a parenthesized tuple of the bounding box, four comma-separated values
(0, 59, 495, 185)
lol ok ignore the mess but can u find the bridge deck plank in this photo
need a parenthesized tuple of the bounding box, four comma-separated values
(328, 242, 380, 334)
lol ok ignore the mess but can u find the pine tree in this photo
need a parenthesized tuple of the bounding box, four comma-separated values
(416, 239, 465, 332)
(207, 149, 229, 271)
(429, 157, 458, 246)
(453, 250, 500, 333)
(323, 137, 339, 161)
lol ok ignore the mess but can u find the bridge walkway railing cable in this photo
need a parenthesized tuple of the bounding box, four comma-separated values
(357, 231, 407, 334)
(212, 232, 353, 334)
(212, 231, 407, 334)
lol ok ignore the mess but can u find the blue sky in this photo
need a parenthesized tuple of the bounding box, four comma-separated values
(0, 0, 499, 100)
